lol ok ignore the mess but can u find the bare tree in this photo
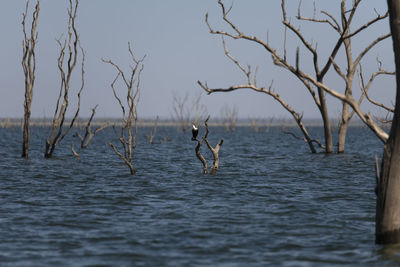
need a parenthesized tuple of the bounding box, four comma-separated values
(192, 115, 224, 174)
(199, 39, 321, 153)
(103, 43, 145, 175)
(172, 92, 190, 132)
(250, 118, 260, 133)
(191, 92, 208, 126)
(76, 105, 108, 148)
(302, 2, 394, 153)
(172, 91, 207, 132)
(44, 0, 84, 158)
(146, 116, 159, 144)
(21, 0, 40, 158)
(199, 0, 390, 153)
(220, 103, 238, 132)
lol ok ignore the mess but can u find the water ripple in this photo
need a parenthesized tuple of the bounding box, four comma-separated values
(0, 126, 392, 266)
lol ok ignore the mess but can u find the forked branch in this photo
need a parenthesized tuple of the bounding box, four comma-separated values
(192, 115, 224, 174)
(103, 43, 145, 175)
(45, 0, 84, 158)
(21, 0, 40, 158)
(198, 38, 320, 153)
(77, 105, 109, 148)
(358, 64, 395, 113)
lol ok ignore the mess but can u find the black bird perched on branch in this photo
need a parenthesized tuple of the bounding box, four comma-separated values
(192, 124, 198, 140)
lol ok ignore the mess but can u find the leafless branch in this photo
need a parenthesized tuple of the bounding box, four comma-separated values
(345, 11, 389, 39)
(104, 43, 145, 175)
(171, 92, 190, 132)
(71, 141, 81, 162)
(281, 126, 325, 150)
(21, 0, 40, 158)
(78, 105, 108, 148)
(198, 38, 319, 153)
(358, 65, 395, 113)
(201, 0, 390, 153)
(45, 0, 83, 158)
(192, 115, 224, 174)
(146, 116, 159, 144)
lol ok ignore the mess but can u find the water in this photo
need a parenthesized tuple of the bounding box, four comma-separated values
(0, 125, 398, 266)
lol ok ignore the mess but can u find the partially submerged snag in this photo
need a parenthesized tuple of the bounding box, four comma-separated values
(103, 42, 145, 175)
(21, 0, 40, 159)
(192, 115, 223, 174)
(44, 0, 84, 158)
(76, 105, 108, 149)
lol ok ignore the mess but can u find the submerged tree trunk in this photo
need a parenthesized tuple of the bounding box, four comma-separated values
(318, 86, 333, 154)
(376, 0, 400, 244)
(337, 111, 349, 154)
(192, 115, 223, 174)
(21, 0, 40, 158)
(44, 0, 84, 158)
(103, 43, 145, 175)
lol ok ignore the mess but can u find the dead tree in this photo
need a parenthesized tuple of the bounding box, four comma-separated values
(199, 39, 321, 153)
(21, 0, 40, 158)
(191, 92, 208, 127)
(172, 91, 207, 132)
(199, 0, 390, 153)
(358, 63, 394, 127)
(172, 92, 190, 132)
(192, 115, 224, 174)
(44, 0, 84, 158)
(146, 116, 159, 144)
(76, 105, 108, 148)
(194, 138, 208, 174)
(220, 104, 238, 132)
(103, 43, 145, 175)
(71, 141, 81, 162)
(300, 2, 393, 153)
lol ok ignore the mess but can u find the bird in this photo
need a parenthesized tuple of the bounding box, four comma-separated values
(192, 124, 198, 140)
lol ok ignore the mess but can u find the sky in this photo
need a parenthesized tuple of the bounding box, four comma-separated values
(0, 0, 395, 120)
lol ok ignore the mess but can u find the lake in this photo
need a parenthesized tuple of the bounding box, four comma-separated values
(0, 125, 398, 266)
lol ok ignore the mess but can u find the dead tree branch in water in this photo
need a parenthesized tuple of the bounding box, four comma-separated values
(221, 104, 238, 132)
(172, 92, 190, 132)
(199, 0, 391, 153)
(71, 141, 81, 162)
(198, 38, 319, 153)
(103, 43, 145, 175)
(281, 126, 325, 150)
(203, 116, 224, 174)
(194, 138, 208, 174)
(146, 116, 159, 144)
(77, 105, 108, 148)
(45, 0, 84, 158)
(172, 91, 207, 132)
(192, 115, 224, 174)
(21, 0, 40, 158)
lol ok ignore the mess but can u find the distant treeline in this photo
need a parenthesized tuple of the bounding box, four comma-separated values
(0, 116, 371, 128)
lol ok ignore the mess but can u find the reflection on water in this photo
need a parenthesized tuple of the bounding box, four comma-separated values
(0, 125, 395, 266)
(377, 244, 400, 264)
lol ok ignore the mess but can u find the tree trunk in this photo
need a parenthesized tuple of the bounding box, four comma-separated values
(22, 89, 32, 158)
(318, 86, 333, 153)
(21, 0, 40, 158)
(337, 118, 348, 154)
(338, 98, 351, 154)
(376, 0, 400, 244)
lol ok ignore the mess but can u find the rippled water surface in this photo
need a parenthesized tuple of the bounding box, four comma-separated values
(0, 125, 399, 266)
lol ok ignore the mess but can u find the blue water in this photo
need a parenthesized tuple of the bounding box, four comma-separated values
(0, 125, 398, 266)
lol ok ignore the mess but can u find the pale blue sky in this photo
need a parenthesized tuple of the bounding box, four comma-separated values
(0, 0, 394, 119)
